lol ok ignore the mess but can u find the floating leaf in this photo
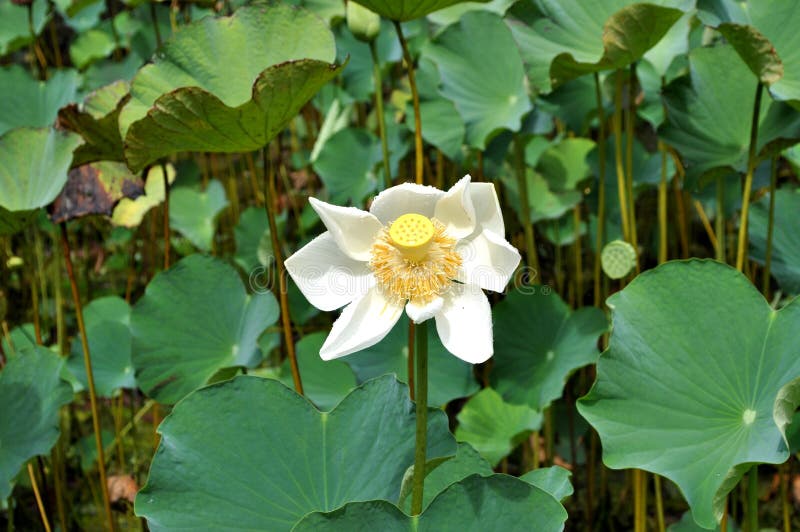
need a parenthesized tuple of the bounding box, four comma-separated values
(294, 474, 568, 530)
(58, 80, 129, 165)
(0, 347, 73, 500)
(111, 164, 175, 228)
(455, 388, 542, 466)
(424, 11, 531, 149)
(0, 127, 84, 212)
(492, 290, 607, 411)
(51, 162, 143, 223)
(120, 3, 343, 171)
(131, 254, 279, 404)
(349, 0, 489, 21)
(136, 375, 456, 530)
(68, 297, 136, 397)
(659, 44, 800, 185)
(578, 260, 800, 529)
(749, 187, 800, 294)
(345, 316, 479, 407)
(509, 0, 686, 94)
(169, 180, 228, 252)
(0, 66, 80, 135)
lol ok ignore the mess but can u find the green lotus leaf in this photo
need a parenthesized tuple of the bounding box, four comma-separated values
(294, 474, 567, 531)
(345, 316, 479, 407)
(578, 259, 800, 529)
(349, 0, 489, 21)
(111, 163, 175, 228)
(58, 80, 129, 165)
(492, 290, 607, 411)
(68, 296, 136, 397)
(169, 180, 228, 252)
(427, 0, 515, 27)
(509, 0, 686, 94)
(698, 0, 800, 105)
(131, 254, 279, 404)
(120, 3, 343, 172)
(51, 161, 143, 223)
(749, 187, 800, 294)
(424, 11, 531, 149)
(659, 44, 800, 185)
(0, 346, 73, 500)
(0, 127, 84, 212)
(520, 466, 574, 502)
(135, 375, 456, 531)
(0, 66, 80, 135)
(0, 0, 48, 56)
(405, 99, 465, 160)
(233, 206, 282, 273)
(312, 127, 381, 204)
(455, 387, 542, 466)
(275, 332, 357, 411)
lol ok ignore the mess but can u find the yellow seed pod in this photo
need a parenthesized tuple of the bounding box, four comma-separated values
(389, 213, 435, 261)
(346, 2, 381, 43)
(601, 240, 637, 279)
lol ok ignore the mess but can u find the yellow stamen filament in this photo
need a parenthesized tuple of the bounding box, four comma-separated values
(370, 215, 461, 305)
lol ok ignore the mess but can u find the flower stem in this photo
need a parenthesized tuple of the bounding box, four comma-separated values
(658, 141, 669, 264)
(593, 72, 607, 306)
(59, 224, 115, 532)
(161, 162, 171, 270)
(762, 156, 778, 295)
(513, 134, 540, 280)
(613, 70, 631, 243)
(263, 146, 304, 395)
(27, 462, 51, 532)
(394, 21, 423, 185)
(716, 175, 726, 262)
(411, 320, 428, 515)
(625, 64, 639, 273)
(407, 321, 415, 400)
(736, 82, 764, 273)
(369, 40, 392, 190)
(654, 473, 665, 532)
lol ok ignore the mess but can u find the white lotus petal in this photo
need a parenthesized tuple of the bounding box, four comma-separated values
(285, 232, 374, 311)
(406, 297, 444, 324)
(320, 287, 404, 360)
(309, 197, 382, 261)
(434, 174, 476, 240)
(369, 182, 445, 223)
(434, 283, 492, 364)
(457, 230, 521, 292)
(470, 182, 504, 236)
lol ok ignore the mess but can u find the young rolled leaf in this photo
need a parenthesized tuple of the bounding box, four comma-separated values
(348, 0, 489, 21)
(294, 474, 568, 531)
(119, 3, 344, 172)
(130, 254, 279, 404)
(135, 375, 456, 531)
(578, 259, 800, 529)
(0, 347, 73, 500)
(508, 0, 686, 94)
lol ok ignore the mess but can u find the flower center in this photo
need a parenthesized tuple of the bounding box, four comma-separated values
(369, 214, 461, 305)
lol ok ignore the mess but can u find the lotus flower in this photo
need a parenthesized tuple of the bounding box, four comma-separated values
(285, 175, 521, 363)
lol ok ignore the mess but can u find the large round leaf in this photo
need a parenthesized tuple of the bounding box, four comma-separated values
(120, 3, 343, 171)
(131, 254, 279, 404)
(748, 187, 800, 294)
(349, 0, 489, 21)
(508, 0, 686, 94)
(492, 290, 607, 411)
(0, 347, 73, 500)
(578, 259, 800, 529)
(345, 316, 479, 407)
(67, 296, 135, 398)
(659, 44, 800, 184)
(294, 474, 567, 531)
(0, 127, 84, 212)
(0, 66, 80, 135)
(455, 387, 542, 466)
(312, 127, 381, 204)
(135, 375, 456, 530)
(424, 11, 531, 149)
(169, 180, 229, 252)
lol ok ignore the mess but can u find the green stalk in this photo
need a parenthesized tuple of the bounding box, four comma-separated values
(613, 70, 631, 242)
(762, 156, 778, 295)
(369, 40, 392, 190)
(593, 72, 607, 306)
(27, 462, 51, 532)
(658, 142, 668, 264)
(394, 21, 423, 185)
(654, 474, 665, 532)
(747, 465, 758, 532)
(782, 462, 790, 532)
(513, 135, 540, 279)
(410, 321, 429, 515)
(625, 64, 639, 271)
(716, 176, 727, 262)
(735, 82, 764, 273)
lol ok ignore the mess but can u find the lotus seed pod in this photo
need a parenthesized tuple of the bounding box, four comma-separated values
(601, 240, 637, 279)
(346, 2, 381, 42)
